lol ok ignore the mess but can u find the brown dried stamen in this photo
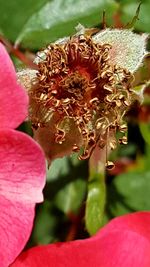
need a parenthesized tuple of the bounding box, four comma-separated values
(29, 33, 134, 165)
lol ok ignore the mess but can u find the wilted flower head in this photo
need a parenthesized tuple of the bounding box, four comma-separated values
(19, 24, 148, 166)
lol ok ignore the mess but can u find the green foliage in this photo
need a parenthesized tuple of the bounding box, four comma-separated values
(106, 170, 150, 217)
(0, 0, 48, 41)
(32, 201, 58, 245)
(140, 122, 150, 145)
(121, 0, 150, 32)
(46, 156, 88, 214)
(54, 179, 86, 214)
(0, 0, 117, 49)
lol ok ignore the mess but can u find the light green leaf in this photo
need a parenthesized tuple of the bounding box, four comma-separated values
(140, 122, 150, 145)
(47, 157, 70, 182)
(121, 1, 150, 33)
(54, 179, 86, 214)
(15, 0, 118, 49)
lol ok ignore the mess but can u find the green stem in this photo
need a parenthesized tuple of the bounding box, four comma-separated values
(85, 146, 106, 235)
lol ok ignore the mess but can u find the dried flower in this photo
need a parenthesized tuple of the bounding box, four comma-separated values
(18, 25, 147, 166)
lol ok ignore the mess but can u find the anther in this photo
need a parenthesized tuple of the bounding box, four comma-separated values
(72, 144, 80, 152)
(119, 136, 128, 145)
(119, 124, 127, 133)
(105, 161, 115, 170)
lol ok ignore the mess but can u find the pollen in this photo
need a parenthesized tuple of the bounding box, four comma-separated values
(29, 33, 134, 167)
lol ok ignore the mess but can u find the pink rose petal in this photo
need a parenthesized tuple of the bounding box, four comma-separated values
(0, 129, 46, 266)
(0, 196, 34, 267)
(0, 43, 28, 129)
(0, 129, 46, 203)
(11, 212, 150, 267)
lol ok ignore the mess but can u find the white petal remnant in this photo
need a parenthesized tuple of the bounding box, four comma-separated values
(93, 29, 148, 73)
(17, 69, 37, 91)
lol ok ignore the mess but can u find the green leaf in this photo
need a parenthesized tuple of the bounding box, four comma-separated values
(85, 164, 106, 235)
(47, 157, 87, 214)
(32, 201, 58, 244)
(140, 122, 150, 145)
(121, 1, 150, 33)
(54, 179, 86, 214)
(0, 0, 48, 41)
(47, 157, 70, 182)
(15, 0, 118, 49)
(107, 170, 150, 218)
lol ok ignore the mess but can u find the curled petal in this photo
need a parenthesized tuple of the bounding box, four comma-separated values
(0, 43, 28, 128)
(11, 212, 150, 267)
(0, 129, 46, 203)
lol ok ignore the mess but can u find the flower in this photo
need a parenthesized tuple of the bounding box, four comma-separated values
(11, 212, 150, 267)
(0, 43, 46, 267)
(18, 25, 147, 167)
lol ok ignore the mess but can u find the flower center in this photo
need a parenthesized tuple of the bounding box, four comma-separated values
(29, 33, 134, 165)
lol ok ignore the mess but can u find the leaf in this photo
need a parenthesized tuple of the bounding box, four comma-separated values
(45, 156, 88, 212)
(0, 0, 48, 41)
(85, 164, 106, 236)
(121, 0, 150, 33)
(54, 179, 86, 214)
(15, 0, 118, 49)
(107, 170, 150, 218)
(32, 201, 58, 245)
(47, 157, 70, 182)
(47, 157, 87, 214)
(140, 122, 150, 145)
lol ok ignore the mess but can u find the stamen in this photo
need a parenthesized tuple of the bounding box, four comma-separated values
(29, 32, 134, 168)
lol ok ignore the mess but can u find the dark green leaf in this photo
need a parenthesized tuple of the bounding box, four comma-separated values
(107, 170, 150, 218)
(16, 0, 118, 49)
(32, 201, 58, 244)
(0, 0, 48, 41)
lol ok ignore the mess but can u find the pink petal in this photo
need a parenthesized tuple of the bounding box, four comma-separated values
(0, 129, 46, 266)
(0, 196, 34, 267)
(0, 43, 28, 128)
(0, 129, 46, 203)
(11, 212, 150, 267)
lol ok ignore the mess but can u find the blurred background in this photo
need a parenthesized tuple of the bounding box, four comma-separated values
(1, 0, 150, 247)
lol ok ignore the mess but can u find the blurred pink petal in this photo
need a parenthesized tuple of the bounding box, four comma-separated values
(11, 212, 150, 267)
(0, 129, 45, 203)
(0, 129, 46, 266)
(0, 43, 28, 128)
(0, 196, 34, 267)
(0, 42, 46, 266)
